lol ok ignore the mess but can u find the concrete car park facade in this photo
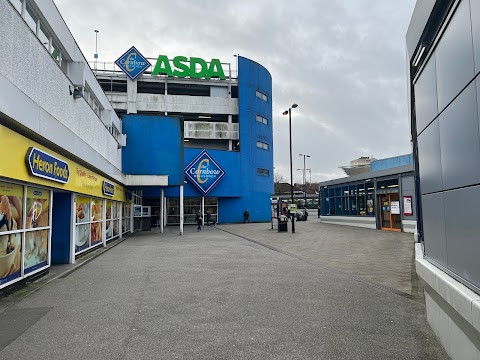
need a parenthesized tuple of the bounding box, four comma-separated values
(0, 0, 273, 291)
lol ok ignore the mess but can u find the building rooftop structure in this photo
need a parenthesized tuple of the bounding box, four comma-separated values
(339, 156, 377, 176)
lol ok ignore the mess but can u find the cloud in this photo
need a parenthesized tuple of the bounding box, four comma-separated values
(55, 0, 416, 184)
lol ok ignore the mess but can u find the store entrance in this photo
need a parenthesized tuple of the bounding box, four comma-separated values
(378, 194, 401, 231)
(166, 197, 218, 225)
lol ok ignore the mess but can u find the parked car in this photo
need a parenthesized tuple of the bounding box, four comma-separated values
(295, 209, 308, 221)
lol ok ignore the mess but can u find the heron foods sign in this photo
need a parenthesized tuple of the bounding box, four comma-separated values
(185, 150, 226, 195)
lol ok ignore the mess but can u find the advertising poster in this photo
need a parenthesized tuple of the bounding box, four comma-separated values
(91, 198, 103, 221)
(366, 198, 374, 215)
(24, 230, 48, 274)
(404, 196, 413, 216)
(106, 201, 113, 239)
(112, 202, 119, 237)
(0, 182, 24, 231)
(0, 182, 23, 285)
(76, 196, 90, 224)
(75, 223, 89, 253)
(26, 187, 50, 229)
(391, 201, 400, 215)
(90, 198, 103, 245)
(75, 195, 90, 253)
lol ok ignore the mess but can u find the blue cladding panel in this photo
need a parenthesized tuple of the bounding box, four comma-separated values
(370, 154, 413, 172)
(51, 192, 72, 264)
(133, 57, 273, 223)
(122, 115, 184, 185)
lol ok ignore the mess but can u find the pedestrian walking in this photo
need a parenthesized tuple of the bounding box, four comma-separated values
(206, 210, 212, 226)
(196, 210, 202, 231)
(155, 211, 160, 228)
(243, 209, 250, 223)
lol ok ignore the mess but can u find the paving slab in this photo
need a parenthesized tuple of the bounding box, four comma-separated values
(217, 220, 422, 299)
(0, 224, 447, 359)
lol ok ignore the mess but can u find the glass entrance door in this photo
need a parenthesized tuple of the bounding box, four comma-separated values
(379, 194, 401, 231)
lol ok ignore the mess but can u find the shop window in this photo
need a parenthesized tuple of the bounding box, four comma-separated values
(122, 203, 132, 234)
(75, 196, 106, 255)
(106, 201, 121, 241)
(0, 181, 51, 289)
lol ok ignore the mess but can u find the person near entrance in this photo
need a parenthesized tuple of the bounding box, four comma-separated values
(243, 209, 250, 223)
(196, 210, 203, 231)
(206, 210, 212, 226)
(155, 211, 160, 228)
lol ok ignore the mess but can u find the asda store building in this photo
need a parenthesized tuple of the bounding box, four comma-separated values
(0, 0, 273, 289)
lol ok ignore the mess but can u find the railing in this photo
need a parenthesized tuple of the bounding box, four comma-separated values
(184, 122, 239, 140)
(89, 60, 239, 81)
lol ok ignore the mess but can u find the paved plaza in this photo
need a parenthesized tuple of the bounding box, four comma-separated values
(0, 220, 448, 359)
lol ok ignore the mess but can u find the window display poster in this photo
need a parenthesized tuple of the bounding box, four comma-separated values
(24, 229, 48, 274)
(0, 181, 24, 232)
(404, 196, 413, 216)
(391, 201, 400, 215)
(26, 187, 50, 229)
(91, 198, 103, 221)
(0, 182, 23, 285)
(75, 223, 89, 253)
(76, 196, 90, 224)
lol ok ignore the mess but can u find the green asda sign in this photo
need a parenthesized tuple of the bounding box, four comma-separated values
(151, 55, 226, 80)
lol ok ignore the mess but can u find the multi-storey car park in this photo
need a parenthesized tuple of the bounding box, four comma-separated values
(0, 0, 273, 290)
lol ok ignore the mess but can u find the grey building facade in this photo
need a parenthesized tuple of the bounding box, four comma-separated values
(408, 0, 480, 358)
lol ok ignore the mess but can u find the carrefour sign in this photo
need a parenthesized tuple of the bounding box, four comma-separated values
(115, 46, 151, 80)
(185, 150, 226, 195)
(152, 55, 225, 80)
(25, 147, 70, 184)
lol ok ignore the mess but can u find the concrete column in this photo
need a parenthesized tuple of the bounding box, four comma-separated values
(127, 78, 137, 114)
(180, 185, 184, 235)
(160, 189, 164, 234)
(228, 114, 233, 151)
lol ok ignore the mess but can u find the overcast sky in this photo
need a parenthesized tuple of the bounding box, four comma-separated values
(55, 0, 416, 185)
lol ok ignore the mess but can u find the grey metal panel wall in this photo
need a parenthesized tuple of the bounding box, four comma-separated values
(444, 186, 480, 287)
(401, 175, 417, 220)
(439, 82, 480, 190)
(435, 0, 475, 111)
(406, 0, 437, 59)
(412, 0, 480, 291)
(422, 193, 447, 267)
(472, 0, 480, 74)
(417, 121, 442, 194)
(414, 54, 438, 134)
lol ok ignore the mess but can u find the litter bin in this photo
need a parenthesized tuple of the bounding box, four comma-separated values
(278, 218, 288, 232)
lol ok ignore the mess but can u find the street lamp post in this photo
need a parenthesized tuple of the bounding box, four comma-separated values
(306, 168, 312, 183)
(299, 154, 310, 210)
(283, 104, 298, 233)
(94, 30, 99, 70)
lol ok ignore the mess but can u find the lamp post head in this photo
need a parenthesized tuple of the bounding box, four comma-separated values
(94, 29, 99, 33)
(282, 110, 289, 116)
(292, 103, 298, 108)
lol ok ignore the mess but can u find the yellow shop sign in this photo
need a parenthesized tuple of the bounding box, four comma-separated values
(1, 124, 125, 201)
